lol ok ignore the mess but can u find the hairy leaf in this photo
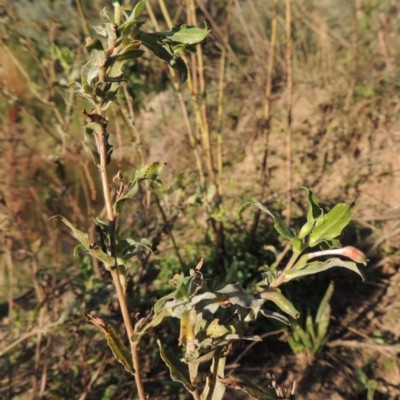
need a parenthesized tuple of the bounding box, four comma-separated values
(154, 24, 210, 45)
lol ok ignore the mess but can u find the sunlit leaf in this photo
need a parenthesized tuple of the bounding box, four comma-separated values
(283, 258, 364, 282)
(260, 289, 299, 319)
(119, 0, 147, 32)
(100, 7, 114, 23)
(302, 187, 320, 221)
(154, 24, 210, 45)
(309, 201, 354, 247)
(84, 314, 134, 375)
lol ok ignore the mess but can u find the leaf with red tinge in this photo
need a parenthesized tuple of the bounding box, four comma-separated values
(84, 314, 134, 375)
(283, 257, 364, 282)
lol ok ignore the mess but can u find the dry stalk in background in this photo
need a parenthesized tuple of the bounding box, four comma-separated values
(247, 0, 278, 250)
(285, 0, 293, 226)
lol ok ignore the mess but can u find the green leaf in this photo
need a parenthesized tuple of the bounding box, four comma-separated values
(114, 162, 164, 213)
(260, 289, 300, 319)
(111, 49, 145, 62)
(52, 215, 90, 248)
(154, 24, 210, 45)
(138, 32, 188, 83)
(284, 258, 364, 282)
(119, 0, 147, 32)
(302, 187, 320, 221)
(218, 374, 279, 399)
(309, 201, 355, 247)
(293, 324, 313, 351)
(157, 340, 195, 392)
(305, 311, 316, 347)
(238, 202, 296, 240)
(53, 215, 115, 266)
(316, 281, 334, 340)
(84, 314, 134, 375)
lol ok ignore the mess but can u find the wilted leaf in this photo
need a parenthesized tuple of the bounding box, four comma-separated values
(84, 314, 134, 375)
(218, 375, 280, 399)
(157, 340, 195, 392)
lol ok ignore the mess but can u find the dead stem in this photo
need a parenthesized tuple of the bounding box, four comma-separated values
(285, 0, 293, 227)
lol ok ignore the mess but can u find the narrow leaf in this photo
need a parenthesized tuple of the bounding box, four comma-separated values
(119, 0, 146, 32)
(218, 374, 279, 400)
(316, 281, 334, 340)
(238, 202, 296, 240)
(302, 187, 320, 221)
(157, 340, 195, 392)
(84, 314, 134, 375)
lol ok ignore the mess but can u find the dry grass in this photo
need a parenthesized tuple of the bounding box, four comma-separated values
(0, 0, 400, 399)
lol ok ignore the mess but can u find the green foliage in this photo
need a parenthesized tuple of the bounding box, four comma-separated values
(1, 1, 380, 399)
(288, 281, 334, 355)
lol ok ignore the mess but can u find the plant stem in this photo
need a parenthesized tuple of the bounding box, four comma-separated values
(95, 76, 146, 400)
